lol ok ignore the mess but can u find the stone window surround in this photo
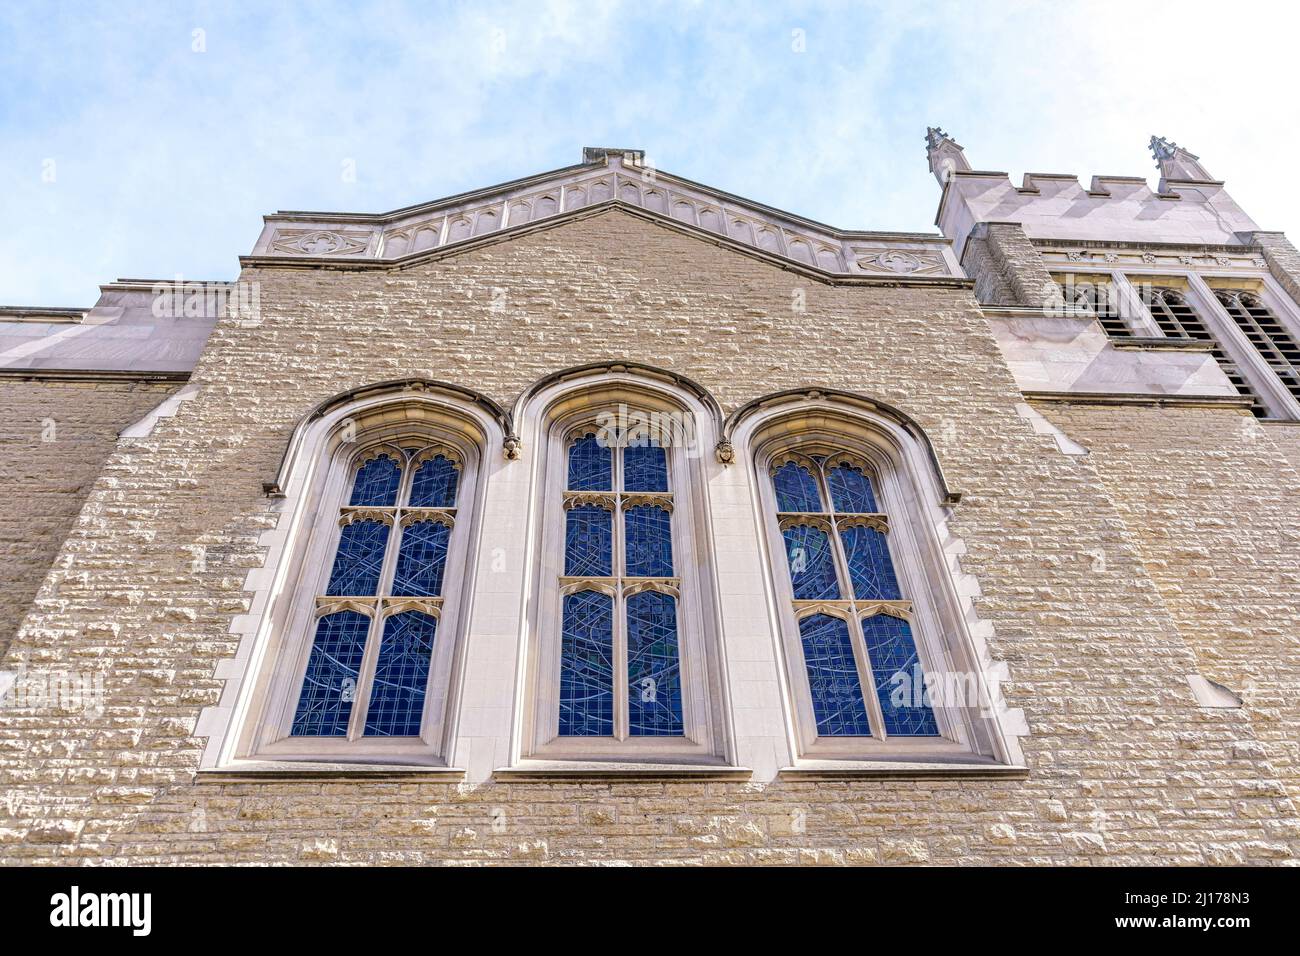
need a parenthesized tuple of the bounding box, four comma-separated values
(200, 391, 499, 775)
(197, 369, 1028, 780)
(518, 374, 729, 767)
(1048, 264, 1300, 420)
(742, 404, 1015, 766)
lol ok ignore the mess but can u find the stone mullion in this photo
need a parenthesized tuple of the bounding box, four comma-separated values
(348, 450, 411, 740)
(817, 462, 888, 741)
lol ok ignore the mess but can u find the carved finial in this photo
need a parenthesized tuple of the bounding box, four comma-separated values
(715, 440, 735, 465)
(926, 127, 950, 151)
(925, 126, 971, 185)
(1149, 135, 1179, 162)
(1149, 135, 1215, 184)
(503, 435, 521, 461)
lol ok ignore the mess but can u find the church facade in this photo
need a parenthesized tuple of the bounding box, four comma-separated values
(0, 133, 1297, 864)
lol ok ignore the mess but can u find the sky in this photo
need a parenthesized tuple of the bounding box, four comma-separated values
(2, 0, 1297, 305)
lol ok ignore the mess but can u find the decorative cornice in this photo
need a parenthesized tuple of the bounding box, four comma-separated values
(245, 152, 963, 282)
(243, 202, 973, 289)
(1023, 391, 1254, 409)
(0, 306, 87, 323)
(0, 367, 191, 384)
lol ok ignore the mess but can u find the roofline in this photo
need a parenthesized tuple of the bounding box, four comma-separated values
(241, 201, 974, 289)
(263, 156, 951, 245)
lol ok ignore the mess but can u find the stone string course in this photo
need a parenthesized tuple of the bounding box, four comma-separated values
(0, 211, 1295, 864)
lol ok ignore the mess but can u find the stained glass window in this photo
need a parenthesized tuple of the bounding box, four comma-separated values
(291, 443, 465, 740)
(568, 433, 611, 491)
(409, 455, 459, 508)
(555, 427, 684, 741)
(839, 523, 902, 600)
(624, 442, 668, 492)
(625, 505, 673, 577)
(559, 590, 615, 736)
(325, 520, 390, 596)
(391, 521, 450, 596)
(350, 454, 402, 507)
(364, 611, 437, 737)
(770, 450, 941, 743)
(798, 614, 871, 736)
(565, 506, 613, 577)
(828, 463, 879, 513)
(781, 523, 840, 600)
(291, 611, 370, 737)
(626, 590, 683, 735)
(861, 614, 939, 737)
(773, 461, 822, 512)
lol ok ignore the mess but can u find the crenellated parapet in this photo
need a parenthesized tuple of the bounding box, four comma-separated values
(932, 133, 1260, 260)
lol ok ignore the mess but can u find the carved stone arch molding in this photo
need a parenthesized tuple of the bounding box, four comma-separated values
(509, 361, 726, 444)
(722, 387, 961, 507)
(197, 378, 510, 773)
(510, 361, 736, 768)
(731, 390, 1028, 769)
(264, 377, 512, 496)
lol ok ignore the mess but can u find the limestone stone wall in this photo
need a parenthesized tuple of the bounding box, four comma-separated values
(959, 222, 1059, 308)
(1266, 425, 1300, 476)
(0, 378, 180, 656)
(1037, 402, 1300, 805)
(1252, 232, 1300, 307)
(0, 210, 1295, 864)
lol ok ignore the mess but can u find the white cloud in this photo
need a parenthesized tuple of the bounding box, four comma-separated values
(1, 0, 1297, 303)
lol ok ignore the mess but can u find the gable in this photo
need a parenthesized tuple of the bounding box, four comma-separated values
(245, 149, 961, 282)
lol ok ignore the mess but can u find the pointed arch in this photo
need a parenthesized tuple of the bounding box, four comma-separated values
(722, 387, 961, 506)
(206, 379, 506, 771)
(264, 377, 511, 497)
(734, 389, 1023, 766)
(512, 362, 733, 766)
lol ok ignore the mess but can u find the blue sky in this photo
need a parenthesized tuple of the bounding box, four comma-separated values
(2, 0, 1295, 304)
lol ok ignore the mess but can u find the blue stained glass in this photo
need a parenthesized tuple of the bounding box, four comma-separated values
(409, 455, 459, 508)
(799, 614, 872, 736)
(624, 505, 673, 577)
(364, 611, 437, 737)
(325, 520, 390, 596)
(564, 506, 613, 577)
(839, 524, 902, 600)
(773, 462, 822, 512)
(828, 463, 879, 513)
(781, 524, 841, 600)
(861, 614, 940, 737)
(624, 443, 668, 492)
(626, 591, 684, 736)
(349, 455, 402, 507)
(568, 434, 612, 491)
(559, 590, 614, 736)
(291, 611, 370, 736)
(391, 521, 450, 596)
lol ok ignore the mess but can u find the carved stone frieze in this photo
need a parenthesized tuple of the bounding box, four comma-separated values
(270, 229, 373, 256)
(253, 153, 958, 278)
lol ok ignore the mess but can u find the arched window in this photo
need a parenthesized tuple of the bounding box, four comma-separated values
(746, 404, 1012, 763)
(770, 453, 939, 742)
(519, 371, 727, 765)
(232, 408, 485, 768)
(558, 431, 683, 739)
(290, 446, 461, 740)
